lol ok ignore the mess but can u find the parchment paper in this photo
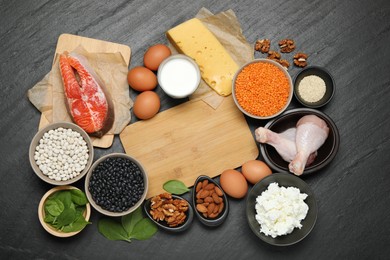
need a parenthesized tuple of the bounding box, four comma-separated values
(28, 46, 132, 141)
(170, 8, 254, 109)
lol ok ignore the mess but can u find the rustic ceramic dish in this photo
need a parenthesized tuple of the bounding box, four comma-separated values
(246, 173, 317, 246)
(38, 185, 91, 237)
(259, 108, 340, 175)
(85, 153, 148, 217)
(143, 194, 193, 232)
(29, 122, 94, 185)
(294, 66, 335, 108)
(192, 175, 229, 227)
(232, 59, 293, 120)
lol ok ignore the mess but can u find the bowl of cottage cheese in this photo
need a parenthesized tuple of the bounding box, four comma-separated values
(246, 173, 318, 246)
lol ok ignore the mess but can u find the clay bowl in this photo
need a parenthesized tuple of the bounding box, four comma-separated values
(232, 59, 293, 120)
(143, 194, 194, 232)
(38, 185, 91, 237)
(192, 175, 229, 227)
(259, 108, 340, 175)
(246, 173, 318, 246)
(85, 153, 148, 217)
(294, 66, 335, 108)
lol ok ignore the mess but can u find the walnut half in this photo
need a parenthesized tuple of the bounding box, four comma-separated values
(254, 39, 271, 53)
(293, 52, 308, 67)
(279, 39, 296, 53)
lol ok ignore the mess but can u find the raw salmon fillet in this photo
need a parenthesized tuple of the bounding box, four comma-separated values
(59, 52, 114, 137)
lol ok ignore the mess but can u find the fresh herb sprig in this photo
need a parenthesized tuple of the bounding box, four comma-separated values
(163, 180, 190, 195)
(44, 189, 91, 233)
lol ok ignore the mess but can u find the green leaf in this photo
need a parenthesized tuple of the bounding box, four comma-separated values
(163, 180, 190, 195)
(56, 208, 77, 227)
(98, 218, 131, 242)
(53, 191, 73, 209)
(44, 213, 55, 223)
(121, 207, 143, 236)
(45, 198, 65, 217)
(129, 218, 158, 241)
(62, 215, 91, 233)
(70, 189, 88, 206)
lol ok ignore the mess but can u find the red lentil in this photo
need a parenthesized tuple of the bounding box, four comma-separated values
(234, 62, 290, 117)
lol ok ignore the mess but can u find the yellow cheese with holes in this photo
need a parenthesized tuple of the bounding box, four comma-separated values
(167, 18, 239, 96)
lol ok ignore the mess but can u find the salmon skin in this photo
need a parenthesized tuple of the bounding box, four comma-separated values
(59, 52, 114, 138)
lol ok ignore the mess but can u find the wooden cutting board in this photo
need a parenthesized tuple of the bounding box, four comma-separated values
(39, 33, 131, 148)
(120, 96, 258, 198)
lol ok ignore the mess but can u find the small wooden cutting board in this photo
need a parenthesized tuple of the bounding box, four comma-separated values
(120, 96, 258, 198)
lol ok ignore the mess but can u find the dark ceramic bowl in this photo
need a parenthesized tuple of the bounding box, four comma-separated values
(259, 108, 340, 175)
(143, 194, 193, 232)
(192, 175, 229, 227)
(294, 66, 335, 108)
(246, 173, 317, 246)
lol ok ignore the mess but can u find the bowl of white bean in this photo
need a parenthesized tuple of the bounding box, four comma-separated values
(29, 122, 94, 185)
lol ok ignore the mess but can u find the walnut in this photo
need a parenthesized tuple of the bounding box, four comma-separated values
(267, 50, 281, 60)
(149, 193, 189, 227)
(279, 39, 295, 53)
(293, 52, 308, 67)
(254, 39, 271, 53)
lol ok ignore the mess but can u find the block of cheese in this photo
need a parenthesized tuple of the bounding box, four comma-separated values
(167, 18, 239, 96)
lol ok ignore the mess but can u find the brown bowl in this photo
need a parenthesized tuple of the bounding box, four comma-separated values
(29, 122, 94, 185)
(232, 59, 293, 120)
(259, 108, 340, 175)
(85, 153, 148, 217)
(38, 186, 91, 237)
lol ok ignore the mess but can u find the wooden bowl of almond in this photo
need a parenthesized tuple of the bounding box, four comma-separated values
(192, 175, 229, 227)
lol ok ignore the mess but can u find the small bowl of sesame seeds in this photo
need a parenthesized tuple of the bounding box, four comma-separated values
(293, 66, 335, 108)
(85, 153, 148, 217)
(29, 122, 94, 186)
(232, 59, 293, 120)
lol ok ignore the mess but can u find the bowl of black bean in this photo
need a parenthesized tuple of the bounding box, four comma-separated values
(85, 153, 148, 217)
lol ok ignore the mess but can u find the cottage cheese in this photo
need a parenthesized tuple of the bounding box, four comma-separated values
(255, 182, 309, 238)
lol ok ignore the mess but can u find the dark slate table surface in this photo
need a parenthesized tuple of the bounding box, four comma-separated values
(1, 0, 389, 259)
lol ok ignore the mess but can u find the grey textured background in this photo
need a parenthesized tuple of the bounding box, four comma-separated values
(1, 0, 389, 259)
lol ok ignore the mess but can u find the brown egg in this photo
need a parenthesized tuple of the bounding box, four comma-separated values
(143, 44, 172, 71)
(133, 91, 160, 120)
(241, 160, 272, 185)
(127, 66, 157, 92)
(220, 169, 248, 199)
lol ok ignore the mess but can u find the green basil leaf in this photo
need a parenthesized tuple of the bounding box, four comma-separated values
(45, 198, 65, 217)
(163, 180, 190, 195)
(56, 208, 77, 227)
(98, 218, 131, 242)
(121, 207, 143, 236)
(129, 218, 158, 240)
(70, 189, 88, 206)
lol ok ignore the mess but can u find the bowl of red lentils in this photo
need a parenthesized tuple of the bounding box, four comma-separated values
(232, 59, 293, 120)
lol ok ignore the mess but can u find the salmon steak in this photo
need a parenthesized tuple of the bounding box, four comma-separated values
(59, 52, 114, 137)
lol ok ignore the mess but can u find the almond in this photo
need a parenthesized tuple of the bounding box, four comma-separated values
(207, 203, 215, 215)
(196, 204, 207, 213)
(212, 193, 221, 204)
(199, 190, 210, 199)
(204, 196, 214, 203)
(204, 183, 215, 190)
(196, 189, 203, 199)
(196, 182, 203, 192)
(202, 212, 208, 218)
(213, 204, 219, 214)
(218, 202, 224, 213)
(215, 186, 223, 196)
(202, 179, 209, 188)
(209, 212, 218, 219)
(196, 199, 204, 204)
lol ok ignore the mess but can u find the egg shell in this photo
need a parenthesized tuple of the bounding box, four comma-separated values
(127, 66, 157, 91)
(220, 169, 248, 199)
(144, 44, 172, 71)
(241, 160, 272, 185)
(133, 91, 160, 120)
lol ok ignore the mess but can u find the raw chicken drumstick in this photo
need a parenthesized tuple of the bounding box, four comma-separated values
(289, 115, 329, 175)
(255, 127, 317, 166)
